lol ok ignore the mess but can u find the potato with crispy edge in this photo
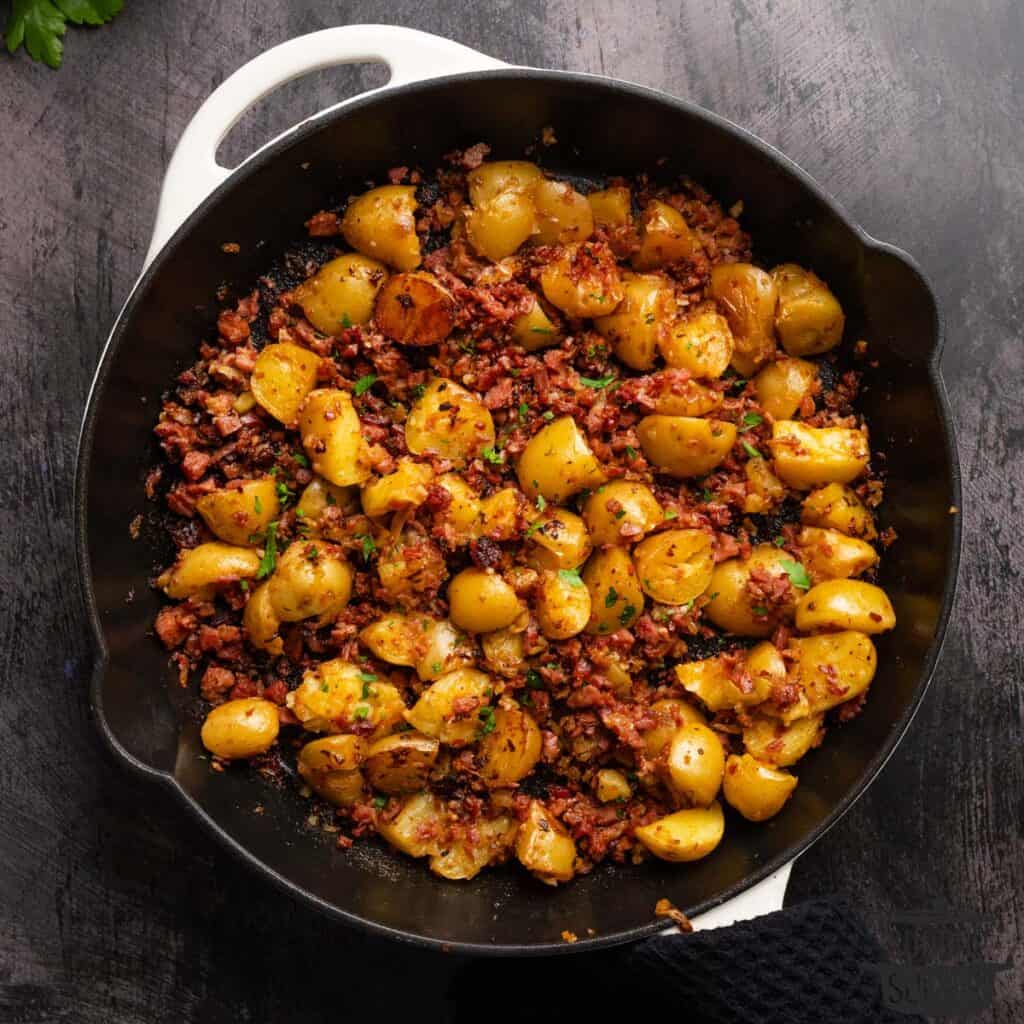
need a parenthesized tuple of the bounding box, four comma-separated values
(743, 714, 824, 766)
(660, 306, 735, 379)
(465, 188, 536, 261)
(250, 342, 321, 426)
(801, 483, 878, 540)
(769, 420, 869, 490)
(637, 415, 737, 478)
(791, 630, 877, 715)
(364, 732, 439, 794)
(201, 698, 280, 760)
(540, 241, 625, 319)
(642, 698, 708, 761)
(753, 356, 819, 420)
(582, 546, 644, 634)
(341, 184, 420, 271)
(267, 540, 352, 623)
(516, 416, 606, 503)
(709, 262, 778, 375)
(299, 388, 372, 487)
(479, 707, 542, 786)
(593, 272, 673, 371)
(359, 613, 472, 681)
(405, 378, 495, 467)
(242, 582, 283, 656)
(525, 507, 593, 570)
(196, 479, 279, 546)
(648, 373, 724, 417)
(704, 544, 805, 637)
(795, 580, 895, 634)
(374, 271, 455, 346)
(481, 626, 526, 676)
(157, 542, 261, 600)
(632, 199, 701, 269)
(533, 179, 594, 245)
(510, 295, 563, 351)
(479, 487, 524, 541)
(404, 668, 494, 746)
(295, 477, 359, 534)
(633, 528, 714, 606)
(378, 792, 447, 858)
(293, 253, 388, 333)
(595, 769, 632, 803)
(587, 185, 631, 229)
(674, 644, 780, 712)
(287, 658, 405, 738)
(772, 263, 845, 356)
(635, 803, 725, 863)
(430, 816, 518, 881)
(516, 801, 577, 885)
(535, 569, 592, 639)
(448, 568, 523, 634)
(467, 160, 543, 204)
(796, 526, 879, 580)
(297, 735, 367, 807)
(360, 458, 434, 518)
(583, 480, 663, 547)
(724, 754, 798, 821)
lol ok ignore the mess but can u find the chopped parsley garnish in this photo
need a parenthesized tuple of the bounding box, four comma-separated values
(730, 377, 749, 390)
(558, 567, 584, 587)
(605, 586, 619, 608)
(411, 383, 426, 400)
(525, 669, 544, 690)
(579, 373, 616, 390)
(625, 445, 638, 460)
(481, 446, 504, 465)
(358, 534, 376, 560)
(664, 508, 678, 520)
(353, 704, 370, 721)
(780, 559, 811, 590)
(530, 326, 554, 335)
(239, 580, 249, 592)
(276, 480, 296, 506)
(702, 488, 714, 502)
(340, 313, 353, 328)
(752, 605, 769, 616)
(519, 401, 530, 420)
(292, 452, 309, 467)
(614, 508, 627, 519)
(535, 495, 547, 512)
(542, 411, 554, 421)
(477, 706, 497, 736)
(358, 671, 378, 683)
(373, 795, 388, 809)
(644, 313, 656, 324)
(253, 495, 262, 514)
(257, 522, 278, 578)
(774, 536, 786, 547)
(620, 603, 637, 625)
(739, 412, 764, 432)
(5, 0, 123, 69)
(741, 441, 762, 459)
(524, 520, 545, 538)
(305, 545, 320, 563)
(353, 373, 377, 396)
(431, 661, 443, 674)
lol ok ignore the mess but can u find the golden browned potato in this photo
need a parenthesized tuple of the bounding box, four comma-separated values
(540, 242, 625, 318)
(743, 457, 787, 515)
(374, 271, 454, 346)
(801, 483, 878, 540)
(659, 307, 735, 379)
(593, 272, 673, 371)
(674, 645, 779, 712)
(510, 295, 563, 351)
(535, 569, 592, 639)
(467, 160, 543, 205)
(341, 184, 420, 271)
(250, 342, 321, 426)
(637, 415, 737, 478)
(743, 714, 824, 766)
(663, 723, 726, 807)
(157, 542, 262, 600)
(434, 473, 484, 544)
(704, 544, 806, 636)
(430, 816, 518, 881)
(582, 546, 645, 634)
(200, 698, 280, 760)
(479, 707, 542, 786)
(363, 732, 439, 794)
(405, 378, 496, 467)
(633, 528, 714, 606)
(292, 253, 389, 333)
(378, 792, 447, 858)
(404, 667, 494, 746)
(447, 568, 523, 634)
(267, 540, 352, 623)
(360, 458, 434, 518)
(532, 179, 595, 245)
(772, 263, 845, 356)
(642, 698, 708, 761)
(525, 507, 592, 570)
(297, 734, 367, 806)
(582, 480, 663, 547)
(376, 530, 449, 605)
(647, 373, 724, 417)
(196, 479, 279, 546)
(753, 356, 818, 420)
(795, 579, 895, 633)
(723, 754, 797, 821)
(515, 801, 577, 885)
(595, 768, 632, 802)
(634, 803, 725, 862)
(481, 626, 525, 676)
(479, 487, 525, 542)
(796, 526, 879, 580)
(287, 658, 405, 738)
(299, 389, 372, 487)
(516, 416, 606, 503)
(790, 631, 877, 715)
(242, 582, 283, 656)
(769, 420, 869, 490)
(295, 477, 359, 534)
(359, 614, 472, 681)
(465, 188, 537, 261)
(631, 199, 700, 269)
(586, 185, 631, 229)
(709, 262, 778, 375)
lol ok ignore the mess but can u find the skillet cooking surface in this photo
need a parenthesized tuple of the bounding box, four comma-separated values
(77, 70, 960, 954)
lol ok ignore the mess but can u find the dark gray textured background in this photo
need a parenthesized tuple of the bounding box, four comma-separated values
(1, 2, 1021, 1020)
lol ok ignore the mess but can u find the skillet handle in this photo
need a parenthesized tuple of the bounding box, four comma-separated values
(687, 862, 793, 932)
(146, 25, 505, 266)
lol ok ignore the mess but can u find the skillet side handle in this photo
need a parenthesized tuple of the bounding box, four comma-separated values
(146, 25, 505, 266)
(685, 861, 793, 933)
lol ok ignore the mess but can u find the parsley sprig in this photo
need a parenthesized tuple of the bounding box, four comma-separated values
(5, 0, 123, 68)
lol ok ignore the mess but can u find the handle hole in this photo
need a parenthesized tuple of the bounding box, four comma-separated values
(215, 62, 390, 169)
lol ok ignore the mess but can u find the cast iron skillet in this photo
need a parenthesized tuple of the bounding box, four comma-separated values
(75, 51, 961, 955)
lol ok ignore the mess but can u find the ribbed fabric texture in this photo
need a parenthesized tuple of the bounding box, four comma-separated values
(447, 900, 924, 1024)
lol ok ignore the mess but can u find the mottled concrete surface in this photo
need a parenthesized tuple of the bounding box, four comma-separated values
(0, 2, 1020, 1020)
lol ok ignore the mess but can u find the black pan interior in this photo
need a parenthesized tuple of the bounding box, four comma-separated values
(77, 70, 960, 954)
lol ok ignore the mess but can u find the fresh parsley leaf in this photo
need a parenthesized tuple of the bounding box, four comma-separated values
(530, 326, 553, 335)
(305, 544, 320, 563)
(411, 383, 426, 400)
(257, 522, 278, 579)
(664, 508, 678, 520)
(276, 480, 295, 507)
(741, 441, 761, 459)
(358, 671, 378, 683)
(524, 520, 544, 538)
(535, 495, 547, 512)
(373, 795, 388, 810)
(619, 603, 637, 626)
(773, 536, 786, 547)
(542, 411, 554, 421)
(340, 313, 353, 328)
(253, 495, 262, 514)
(353, 373, 377, 396)
(752, 604, 769, 616)
(292, 452, 309, 467)
(702, 488, 714, 502)
(605, 586, 619, 608)
(558, 567, 584, 587)
(5, 0, 122, 68)
(519, 401, 530, 419)
(353, 704, 370, 721)
(625, 445, 638, 460)
(358, 533, 376, 560)
(525, 669, 544, 690)
(779, 559, 811, 590)
(579, 373, 616, 390)
(481, 446, 504, 465)
(477, 706, 497, 736)
(739, 412, 764, 432)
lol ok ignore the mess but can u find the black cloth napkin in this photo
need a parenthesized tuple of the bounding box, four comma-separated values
(446, 899, 924, 1024)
